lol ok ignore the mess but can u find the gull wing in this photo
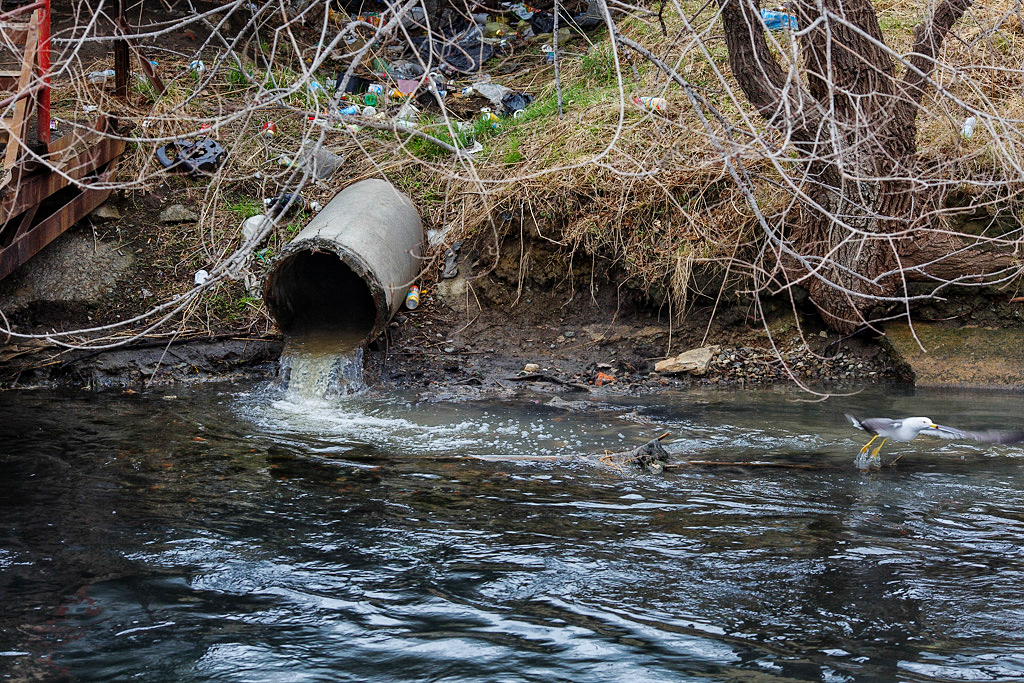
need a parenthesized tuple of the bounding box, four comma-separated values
(847, 413, 897, 436)
(922, 423, 1024, 444)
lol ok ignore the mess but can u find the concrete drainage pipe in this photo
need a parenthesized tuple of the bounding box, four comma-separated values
(263, 179, 422, 343)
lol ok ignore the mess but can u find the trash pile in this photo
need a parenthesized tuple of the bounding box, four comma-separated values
(285, 0, 614, 149)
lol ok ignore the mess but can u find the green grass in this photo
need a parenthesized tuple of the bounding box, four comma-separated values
(581, 44, 619, 85)
(225, 197, 263, 219)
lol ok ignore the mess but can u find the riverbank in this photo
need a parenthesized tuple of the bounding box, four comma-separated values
(0, 213, 904, 392)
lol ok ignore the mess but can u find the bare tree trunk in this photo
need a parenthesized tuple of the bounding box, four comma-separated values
(719, 0, 977, 332)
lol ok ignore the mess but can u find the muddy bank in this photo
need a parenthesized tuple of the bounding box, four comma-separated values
(0, 197, 1012, 394)
(1, 336, 282, 390)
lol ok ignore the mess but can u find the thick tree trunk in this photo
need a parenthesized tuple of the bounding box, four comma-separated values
(719, 0, 979, 332)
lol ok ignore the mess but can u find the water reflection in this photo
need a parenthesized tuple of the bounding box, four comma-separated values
(2, 384, 1024, 681)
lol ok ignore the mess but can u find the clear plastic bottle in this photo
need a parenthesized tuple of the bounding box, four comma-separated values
(87, 68, 116, 84)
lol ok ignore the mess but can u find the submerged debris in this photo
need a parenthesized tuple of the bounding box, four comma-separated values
(598, 432, 671, 474)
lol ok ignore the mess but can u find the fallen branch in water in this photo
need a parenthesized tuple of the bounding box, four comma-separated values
(599, 432, 672, 473)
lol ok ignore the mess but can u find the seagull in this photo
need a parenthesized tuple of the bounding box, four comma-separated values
(845, 414, 1024, 462)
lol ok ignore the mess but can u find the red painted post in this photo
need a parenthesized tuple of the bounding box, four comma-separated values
(37, 0, 50, 147)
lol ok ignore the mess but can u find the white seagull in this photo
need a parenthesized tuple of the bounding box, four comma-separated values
(845, 414, 1024, 461)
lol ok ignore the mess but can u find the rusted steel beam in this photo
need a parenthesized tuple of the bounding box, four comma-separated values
(0, 82, 45, 112)
(133, 45, 165, 95)
(0, 2, 44, 21)
(0, 133, 124, 221)
(114, 0, 129, 99)
(0, 178, 116, 281)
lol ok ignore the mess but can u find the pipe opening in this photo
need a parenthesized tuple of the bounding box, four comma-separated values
(264, 249, 378, 340)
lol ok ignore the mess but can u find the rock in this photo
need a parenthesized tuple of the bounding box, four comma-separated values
(90, 201, 121, 221)
(655, 345, 721, 376)
(523, 363, 540, 373)
(159, 204, 198, 223)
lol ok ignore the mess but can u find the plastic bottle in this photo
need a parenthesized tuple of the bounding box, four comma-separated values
(364, 92, 378, 107)
(962, 116, 977, 138)
(87, 68, 116, 84)
(405, 285, 421, 310)
(633, 95, 668, 111)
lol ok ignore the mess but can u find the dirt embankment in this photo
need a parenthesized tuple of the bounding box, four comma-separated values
(0, 192, 905, 393)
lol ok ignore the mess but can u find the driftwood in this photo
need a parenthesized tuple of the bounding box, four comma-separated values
(598, 432, 672, 474)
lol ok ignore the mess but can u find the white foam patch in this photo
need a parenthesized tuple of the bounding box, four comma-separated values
(239, 392, 602, 457)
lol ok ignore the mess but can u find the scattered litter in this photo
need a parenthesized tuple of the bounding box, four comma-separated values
(962, 116, 977, 138)
(188, 59, 205, 75)
(397, 101, 420, 122)
(405, 285, 421, 309)
(480, 108, 501, 128)
(500, 92, 533, 117)
(461, 140, 484, 155)
(241, 214, 270, 243)
(260, 120, 276, 137)
(633, 95, 668, 111)
(194, 269, 210, 286)
(295, 142, 345, 180)
(760, 8, 797, 30)
(504, 2, 535, 20)
(87, 69, 115, 84)
(473, 81, 512, 107)
(442, 240, 463, 278)
(263, 193, 304, 216)
(156, 138, 226, 175)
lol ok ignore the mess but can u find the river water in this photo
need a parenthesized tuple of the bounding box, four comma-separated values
(3, 381, 1024, 682)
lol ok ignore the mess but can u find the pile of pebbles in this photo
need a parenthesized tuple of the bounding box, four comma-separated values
(698, 345, 902, 386)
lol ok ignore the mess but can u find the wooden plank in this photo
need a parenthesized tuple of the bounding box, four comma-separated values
(0, 23, 29, 44)
(1, 11, 38, 177)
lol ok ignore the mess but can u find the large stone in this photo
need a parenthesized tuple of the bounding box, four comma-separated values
(159, 204, 198, 223)
(655, 345, 721, 375)
(90, 201, 121, 221)
(884, 322, 1024, 389)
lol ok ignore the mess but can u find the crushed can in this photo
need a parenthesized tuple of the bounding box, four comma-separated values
(260, 120, 276, 138)
(405, 285, 421, 310)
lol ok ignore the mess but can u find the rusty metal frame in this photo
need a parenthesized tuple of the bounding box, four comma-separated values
(0, 116, 125, 280)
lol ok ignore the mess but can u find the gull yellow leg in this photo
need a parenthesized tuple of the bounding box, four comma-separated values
(860, 435, 878, 454)
(871, 438, 888, 458)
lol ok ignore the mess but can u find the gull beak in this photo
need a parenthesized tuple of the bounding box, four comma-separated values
(931, 424, 939, 429)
